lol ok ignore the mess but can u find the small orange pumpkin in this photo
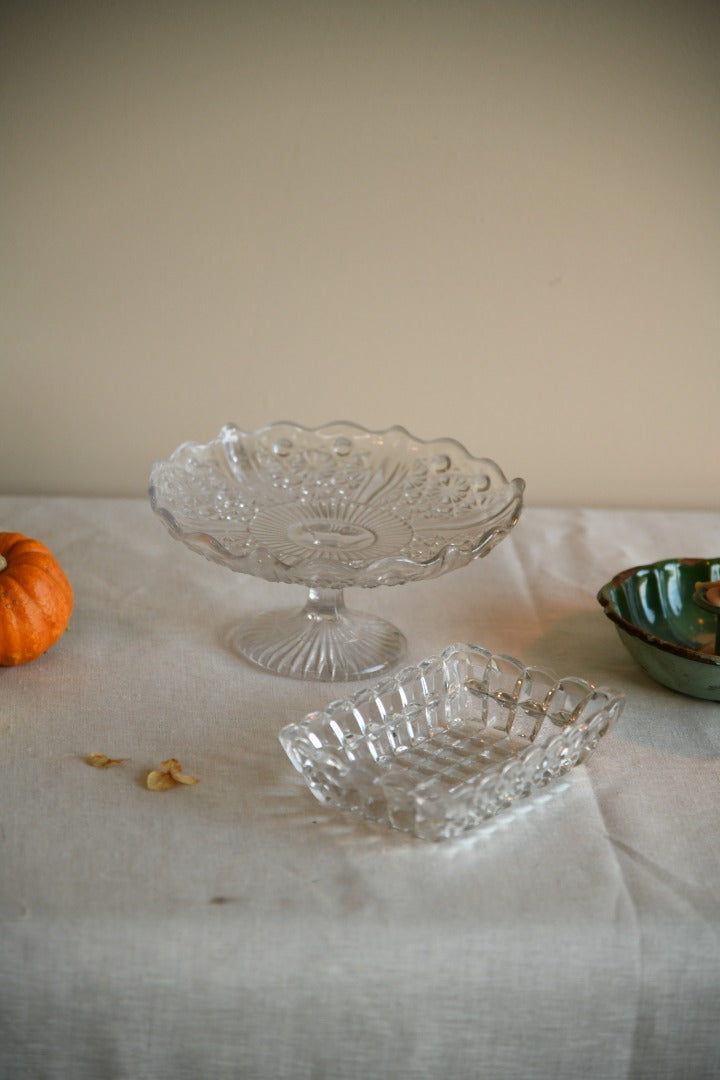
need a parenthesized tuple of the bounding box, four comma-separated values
(0, 532, 74, 665)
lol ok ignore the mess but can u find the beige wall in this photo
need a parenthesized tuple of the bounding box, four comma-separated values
(3, 1, 719, 508)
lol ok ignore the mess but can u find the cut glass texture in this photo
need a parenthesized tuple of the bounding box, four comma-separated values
(149, 423, 524, 681)
(279, 643, 623, 840)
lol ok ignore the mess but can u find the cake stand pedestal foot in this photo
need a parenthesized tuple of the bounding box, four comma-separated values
(228, 587, 407, 681)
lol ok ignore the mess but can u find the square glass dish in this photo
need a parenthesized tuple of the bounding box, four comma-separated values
(279, 643, 623, 840)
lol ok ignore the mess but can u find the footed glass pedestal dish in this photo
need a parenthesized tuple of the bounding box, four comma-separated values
(149, 422, 524, 681)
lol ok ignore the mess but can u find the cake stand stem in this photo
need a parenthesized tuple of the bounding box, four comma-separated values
(304, 587, 347, 623)
(228, 585, 407, 681)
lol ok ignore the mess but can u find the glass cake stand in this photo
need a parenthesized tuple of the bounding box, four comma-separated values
(148, 422, 525, 681)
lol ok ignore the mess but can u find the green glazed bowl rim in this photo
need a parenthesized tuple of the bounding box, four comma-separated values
(597, 556, 720, 669)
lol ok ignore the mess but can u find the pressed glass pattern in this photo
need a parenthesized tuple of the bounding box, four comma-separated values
(149, 423, 524, 681)
(279, 643, 623, 839)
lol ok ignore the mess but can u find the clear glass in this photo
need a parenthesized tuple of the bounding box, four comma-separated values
(149, 423, 524, 681)
(279, 643, 623, 839)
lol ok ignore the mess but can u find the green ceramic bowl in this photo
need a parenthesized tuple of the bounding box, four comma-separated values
(597, 558, 720, 701)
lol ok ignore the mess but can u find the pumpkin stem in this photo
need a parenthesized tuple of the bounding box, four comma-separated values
(0, 554, 6, 573)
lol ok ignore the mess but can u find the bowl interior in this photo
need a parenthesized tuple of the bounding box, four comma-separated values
(598, 557, 720, 658)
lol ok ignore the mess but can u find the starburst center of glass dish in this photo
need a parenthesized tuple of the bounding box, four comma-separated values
(248, 499, 414, 567)
(287, 520, 377, 551)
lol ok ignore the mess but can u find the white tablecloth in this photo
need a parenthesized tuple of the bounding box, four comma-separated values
(2, 497, 719, 1080)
